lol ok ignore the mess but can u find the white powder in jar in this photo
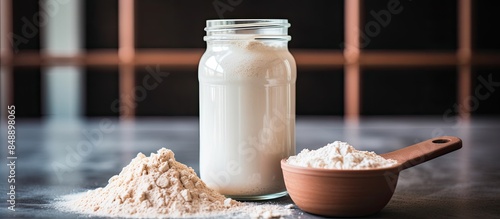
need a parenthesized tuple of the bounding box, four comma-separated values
(56, 148, 293, 218)
(199, 39, 296, 196)
(286, 141, 397, 169)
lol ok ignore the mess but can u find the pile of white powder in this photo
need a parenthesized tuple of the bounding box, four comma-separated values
(56, 148, 292, 218)
(286, 141, 397, 169)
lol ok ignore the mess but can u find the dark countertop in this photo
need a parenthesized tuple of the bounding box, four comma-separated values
(1, 116, 499, 218)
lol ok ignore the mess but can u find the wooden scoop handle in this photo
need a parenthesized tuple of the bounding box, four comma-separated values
(381, 136, 462, 170)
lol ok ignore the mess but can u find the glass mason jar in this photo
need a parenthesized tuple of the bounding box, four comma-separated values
(198, 19, 296, 200)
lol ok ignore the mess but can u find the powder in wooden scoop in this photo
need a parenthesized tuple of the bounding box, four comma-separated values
(287, 141, 397, 169)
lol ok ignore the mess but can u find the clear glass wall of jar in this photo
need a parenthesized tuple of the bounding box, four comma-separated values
(199, 19, 296, 200)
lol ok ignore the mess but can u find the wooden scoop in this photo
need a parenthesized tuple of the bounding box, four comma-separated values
(281, 136, 462, 217)
(381, 136, 462, 170)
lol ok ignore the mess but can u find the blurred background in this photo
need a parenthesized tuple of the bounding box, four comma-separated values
(1, 0, 499, 119)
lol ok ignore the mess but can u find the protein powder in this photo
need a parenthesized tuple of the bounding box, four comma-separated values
(56, 148, 293, 218)
(286, 141, 397, 169)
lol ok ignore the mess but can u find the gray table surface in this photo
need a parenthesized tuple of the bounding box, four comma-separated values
(0, 116, 499, 218)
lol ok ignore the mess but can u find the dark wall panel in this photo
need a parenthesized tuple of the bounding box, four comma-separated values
(475, 1, 500, 51)
(472, 69, 500, 115)
(296, 70, 344, 115)
(85, 68, 120, 116)
(135, 0, 344, 49)
(362, 0, 457, 51)
(362, 69, 457, 115)
(12, 0, 40, 51)
(135, 68, 199, 116)
(13, 67, 41, 117)
(85, 0, 119, 49)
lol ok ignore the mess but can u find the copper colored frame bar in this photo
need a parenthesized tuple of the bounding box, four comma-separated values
(344, 0, 361, 121)
(119, 0, 136, 119)
(0, 0, 13, 119)
(5, 50, 500, 68)
(458, 0, 472, 119)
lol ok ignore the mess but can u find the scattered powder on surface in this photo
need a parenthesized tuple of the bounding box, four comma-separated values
(286, 141, 397, 169)
(56, 148, 292, 218)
